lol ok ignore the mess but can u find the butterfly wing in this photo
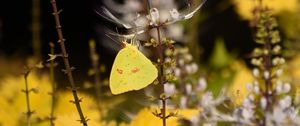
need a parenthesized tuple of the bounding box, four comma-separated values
(110, 44, 158, 95)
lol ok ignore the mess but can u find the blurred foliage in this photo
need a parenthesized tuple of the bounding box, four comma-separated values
(233, 0, 298, 20)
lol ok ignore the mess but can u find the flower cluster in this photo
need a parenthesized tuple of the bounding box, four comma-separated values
(98, 0, 206, 41)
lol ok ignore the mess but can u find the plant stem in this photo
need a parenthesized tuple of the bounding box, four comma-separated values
(89, 40, 102, 117)
(32, 0, 41, 59)
(49, 42, 56, 126)
(24, 71, 32, 126)
(156, 27, 167, 126)
(261, 16, 273, 126)
(49, 0, 88, 125)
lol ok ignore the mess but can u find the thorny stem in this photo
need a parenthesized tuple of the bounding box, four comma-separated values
(50, 0, 88, 125)
(49, 42, 56, 126)
(23, 70, 32, 126)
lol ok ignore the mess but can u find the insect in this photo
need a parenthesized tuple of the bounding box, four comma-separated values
(109, 39, 158, 95)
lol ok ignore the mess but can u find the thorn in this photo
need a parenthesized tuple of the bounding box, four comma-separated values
(66, 86, 72, 90)
(57, 39, 66, 43)
(23, 110, 35, 116)
(77, 117, 90, 123)
(70, 67, 76, 71)
(52, 9, 63, 15)
(57, 9, 63, 14)
(30, 88, 39, 93)
(47, 54, 57, 62)
(66, 86, 80, 91)
(21, 89, 27, 93)
(56, 53, 67, 58)
(78, 97, 83, 102)
(62, 69, 67, 74)
(69, 100, 76, 104)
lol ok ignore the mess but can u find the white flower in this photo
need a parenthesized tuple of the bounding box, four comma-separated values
(251, 58, 262, 66)
(272, 45, 281, 54)
(147, 8, 160, 25)
(165, 57, 171, 63)
(246, 83, 253, 91)
(197, 78, 207, 91)
(243, 97, 254, 108)
(190, 63, 198, 73)
(253, 84, 260, 94)
(270, 106, 286, 125)
(275, 69, 283, 77)
(260, 97, 267, 109)
(174, 68, 181, 77)
(242, 108, 254, 120)
(180, 96, 188, 108)
(164, 83, 176, 96)
(170, 8, 180, 19)
(178, 59, 185, 66)
(264, 71, 270, 79)
(190, 115, 200, 126)
(186, 84, 192, 95)
(248, 94, 255, 101)
(276, 81, 283, 94)
(279, 58, 285, 64)
(283, 83, 291, 93)
(133, 13, 148, 27)
(185, 54, 193, 62)
(279, 96, 292, 109)
(201, 92, 214, 107)
(252, 68, 260, 77)
(167, 24, 183, 41)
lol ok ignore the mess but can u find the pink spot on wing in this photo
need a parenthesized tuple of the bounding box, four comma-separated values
(131, 67, 140, 73)
(117, 69, 123, 74)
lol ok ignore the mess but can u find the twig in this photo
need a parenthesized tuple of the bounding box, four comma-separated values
(32, 0, 41, 59)
(22, 68, 34, 126)
(88, 40, 102, 116)
(48, 42, 56, 126)
(49, 0, 88, 125)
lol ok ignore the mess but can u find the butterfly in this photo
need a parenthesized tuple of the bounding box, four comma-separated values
(109, 39, 158, 95)
(96, 0, 207, 39)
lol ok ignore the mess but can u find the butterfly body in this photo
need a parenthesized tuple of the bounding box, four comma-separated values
(109, 43, 158, 95)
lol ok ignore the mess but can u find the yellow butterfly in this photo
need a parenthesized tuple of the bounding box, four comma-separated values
(109, 40, 158, 95)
